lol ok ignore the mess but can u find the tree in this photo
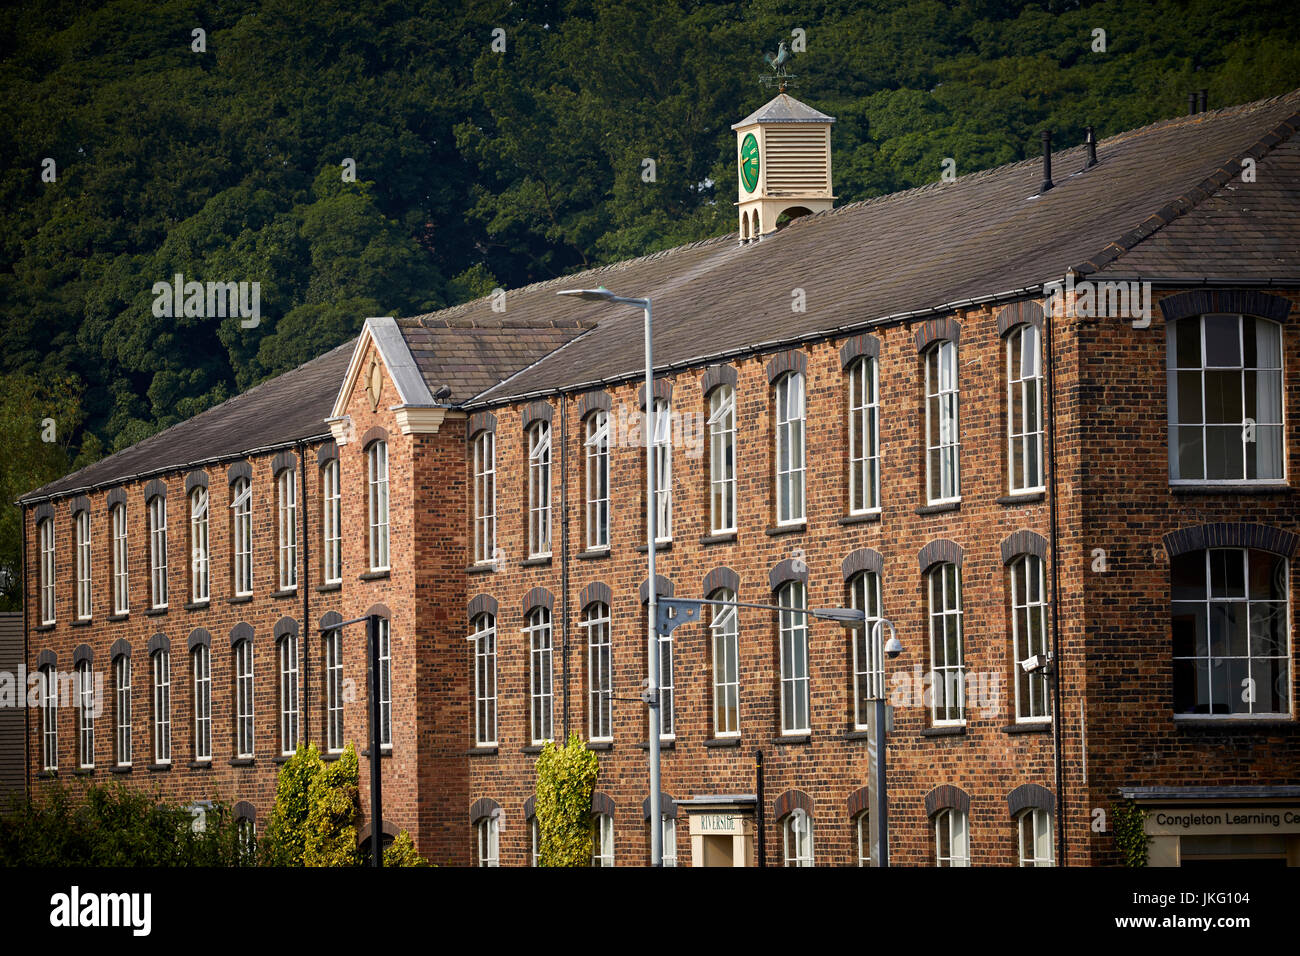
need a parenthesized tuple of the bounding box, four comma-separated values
(261, 742, 362, 867)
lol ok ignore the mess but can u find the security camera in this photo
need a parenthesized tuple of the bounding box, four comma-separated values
(884, 635, 904, 659)
(1021, 653, 1054, 674)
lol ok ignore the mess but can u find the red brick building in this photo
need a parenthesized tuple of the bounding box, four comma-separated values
(18, 90, 1300, 866)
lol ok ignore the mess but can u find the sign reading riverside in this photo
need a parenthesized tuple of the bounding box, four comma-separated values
(1146, 809, 1300, 835)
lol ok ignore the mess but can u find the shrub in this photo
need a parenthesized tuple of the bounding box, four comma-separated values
(382, 830, 430, 867)
(534, 733, 600, 867)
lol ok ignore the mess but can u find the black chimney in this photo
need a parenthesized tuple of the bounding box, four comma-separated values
(1188, 92, 1198, 115)
(1083, 126, 1097, 169)
(1198, 89, 1208, 112)
(1040, 130, 1053, 193)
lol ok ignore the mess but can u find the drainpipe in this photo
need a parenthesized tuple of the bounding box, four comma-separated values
(754, 748, 766, 867)
(560, 393, 570, 741)
(299, 441, 310, 743)
(21, 505, 29, 798)
(1045, 278, 1067, 866)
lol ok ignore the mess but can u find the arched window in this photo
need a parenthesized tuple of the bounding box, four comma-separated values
(76, 658, 94, 768)
(527, 421, 552, 557)
(927, 562, 964, 724)
(276, 467, 297, 590)
(189, 486, 210, 602)
(584, 411, 610, 550)
(75, 509, 92, 619)
(323, 624, 344, 752)
(592, 813, 615, 867)
(111, 503, 129, 614)
(472, 430, 495, 564)
(192, 643, 211, 762)
(1167, 314, 1284, 481)
(934, 808, 969, 866)
(1010, 554, 1050, 722)
(38, 518, 55, 624)
(924, 340, 960, 503)
(854, 811, 871, 867)
(1172, 547, 1289, 715)
(477, 814, 500, 867)
(367, 440, 390, 570)
(114, 653, 132, 766)
(151, 645, 171, 765)
(471, 613, 497, 747)
(230, 478, 252, 596)
(584, 602, 612, 742)
(651, 399, 672, 541)
(321, 458, 341, 583)
(849, 570, 884, 730)
(1006, 323, 1044, 493)
(847, 356, 880, 513)
(782, 808, 813, 867)
(1017, 808, 1054, 866)
(377, 617, 392, 748)
(526, 607, 553, 744)
(778, 580, 810, 734)
(278, 631, 299, 754)
(774, 372, 806, 524)
(40, 663, 57, 770)
(708, 385, 737, 534)
(147, 494, 168, 609)
(234, 638, 255, 758)
(710, 589, 740, 737)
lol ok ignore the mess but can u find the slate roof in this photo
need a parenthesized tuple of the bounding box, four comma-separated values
(733, 93, 835, 128)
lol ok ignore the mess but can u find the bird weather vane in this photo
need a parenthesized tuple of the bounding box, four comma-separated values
(760, 41, 797, 92)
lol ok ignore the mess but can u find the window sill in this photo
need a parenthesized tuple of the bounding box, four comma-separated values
(765, 523, 805, 537)
(587, 740, 613, 751)
(70, 618, 93, 627)
(147, 763, 172, 772)
(1002, 722, 1051, 735)
(636, 740, 676, 750)
(228, 595, 253, 606)
(700, 532, 737, 546)
(36, 770, 56, 779)
(704, 737, 741, 748)
(359, 570, 390, 581)
(1170, 483, 1291, 495)
(838, 512, 881, 526)
(230, 758, 255, 767)
(272, 588, 298, 600)
(107, 613, 129, 622)
(316, 582, 341, 593)
(772, 734, 810, 745)
(109, 765, 132, 774)
(466, 563, 498, 575)
(519, 556, 552, 568)
(72, 767, 94, 776)
(273, 754, 293, 764)
(916, 501, 960, 516)
(577, 549, 611, 561)
(466, 746, 498, 757)
(634, 542, 673, 553)
(521, 744, 547, 755)
(145, 607, 168, 617)
(183, 600, 210, 611)
(996, 492, 1045, 506)
(1174, 717, 1297, 732)
(33, 623, 55, 632)
(921, 725, 966, 737)
(188, 760, 213, 770)
(843, 730, 872, 741)
(322, 751, 343, 762)
(360, 748, 393, 758)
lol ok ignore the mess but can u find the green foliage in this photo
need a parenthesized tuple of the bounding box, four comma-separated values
(1112, 800, 1150, 867)
(534, 733, 600, 867)
(382, 829, 431, 867)
(262, 741, 362, 867)
(0, 782, 245, 866)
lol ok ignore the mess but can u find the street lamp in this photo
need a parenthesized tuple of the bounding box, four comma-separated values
(556, 287, 663, 863)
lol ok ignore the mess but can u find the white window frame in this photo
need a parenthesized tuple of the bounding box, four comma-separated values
(77, 659, 94, 769)
(708, 386, 737, 534)
(38, 518, 55, 625)
(324, 628, 344, 752)
(783, 808, 813, 867)
(1011, 554, 1051, 723)
(658, 610, 675, 740)
(928, 562, 965, 725)
(1167, 314, 1286, 484)
(114, 655, 131, 766)
(471, 614, 496, 747)
(651, 399, 672, 542)
(322, 460, 341, 583)
(1007, 324, 1045, 494)
(528, 422, 552, 557)
(279, 632, 299, 755)
(660, 815, 677, 867)
(75, 510, 91, 620)
(367, 441, 390, 571)
(277, 468, 297, 591)
(584, 411, 610, 551)
(148, 495, 168, 609)
(850, 571, 884, 730)
(378, 617, 392, 748)
(189, 487, 210, 603)
(925, 340, 961, 504)
(774, 372, 806, 525)
(1018, 808, 1054, 866)
(478, 816, 499, 867)
(152, 649, 171, 765)
(593, 813, 615, 867)
(40, 664, 57, 771)
(472, 431, 496, 564)
(856, 812, 871, 867)
(231, 478, 252, 596)
(111, 504, 129, 614)
(526, 607, 554, 745)
(235, 640, 254, 758)
(585, 603, 612, 742)
(710, 591, 740, 737)
(193, 644, 211, 762)
(530, 817, 539, 867)
(848, 357, 880, 514)
(935, 808, 969, 866)
(778, 580, 810, 734)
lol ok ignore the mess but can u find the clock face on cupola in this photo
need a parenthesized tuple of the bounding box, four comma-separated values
(740, 132, 760, 193)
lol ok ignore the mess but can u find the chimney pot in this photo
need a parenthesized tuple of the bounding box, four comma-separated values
(1040, 130, 1054, 193)
(1084, 126, 1098, 169)
(1198, 89, 1208, 112)
(1188, 92, 1198, 115)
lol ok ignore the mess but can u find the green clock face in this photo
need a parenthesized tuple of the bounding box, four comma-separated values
(740, 133, 760, 192)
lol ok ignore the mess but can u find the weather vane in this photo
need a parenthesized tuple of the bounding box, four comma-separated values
(759, 40, 797, 92)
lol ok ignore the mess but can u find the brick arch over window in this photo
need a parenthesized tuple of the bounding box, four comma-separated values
(1158, 289, 1291, 324)
(360, 426, 388, 449)
(577, 391, 612, 419)
(356, 819, 399, 844)
(847, 786, 871, 818)
(924, 785, 970, 818)
(639, 575, 674, 604)
(73, 644, 93, 667)
(273, 617, 299, 640)
(228, 622, 254, 648)
(579, 582, 612, 610)
(106, 488, 127, 509)
(839, 333, 881, 369)
(1163, 523, 1299, 559)
(469, 796, 501, 824)
(467, 594, 498, 621)
(1007, 783, 1055, 817)
(316, 442, 338, 466)
(147, 633, 170, 656)
(109, 639, 132, 661)
(703, 566, 740, 596)
(523, 795, 536, 820)
(520, 402, 553, 429)
(467, 411, 497, 439)
(592, 791, 616, 817)
(187, 628, 211, 651)
(769, 558, 808, 591)
(143, 478, 167, 500)
(227, 461, 252, 486)
(842, 548, 883, 580)
(637, 378, 674, 410)
(271, 450, 297, 475)
(36, 649, 57, 669)
(766, 349, 808, 383)
(699, 364, 737, 396)
(774, 789, 813, 820)
(642, 792, 677, 820)
(995, 300, 1046, 336)
(69, 496, 91, 518)
(523, 588, 554, 615)
(914, 317, 961, 352)
(1000, 530, 1049, 565)
(918, 539, 963, 572)
(363, 603, 392, 620)
(233, 801, 257, 824)
(33, 502, 54, 524)
(184, 470, 209, 494)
